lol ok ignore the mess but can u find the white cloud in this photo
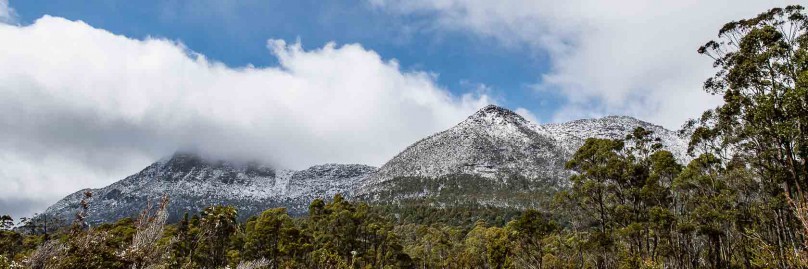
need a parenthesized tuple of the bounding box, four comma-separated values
(514, 107, 539, 124)
(371, 0, 802, 128)
(0, 16, 492, 216)
(0, 0, 16, 24)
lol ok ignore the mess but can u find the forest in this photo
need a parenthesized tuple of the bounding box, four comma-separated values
(2, 5, 808, 269)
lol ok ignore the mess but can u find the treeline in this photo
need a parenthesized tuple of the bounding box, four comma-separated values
(3, 4, 808, 269)
(0, 194, 559, 268)
(0, 194, 408, 268)
(543, 6, 808, 268)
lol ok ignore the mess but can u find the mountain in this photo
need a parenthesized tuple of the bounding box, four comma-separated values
(367, 106, 689, 188)
(542, 115, 689, 162)
(357, 105, 689, 208)
(364, 105, 569, 187)
(43, 105, 689, 224)
(43, 153, 376, 224)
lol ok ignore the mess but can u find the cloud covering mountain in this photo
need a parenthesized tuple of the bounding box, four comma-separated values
(0, 14, 491, 217)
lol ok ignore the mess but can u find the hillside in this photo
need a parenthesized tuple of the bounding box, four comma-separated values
(44, 105, 688, 224)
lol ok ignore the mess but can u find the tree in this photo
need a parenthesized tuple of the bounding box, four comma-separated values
(645, 150, 682, 266)
(564, 137, 627, 268)
(562, 128, 684, 268)
(506, 209, 558, 268)
(193, 205, 238, 268)
(306, 194, 413, 268)
(673, 154, 734, 268)
(122, 196, 170, 268)
(0, 215, 13, 230)
(165, 213, 193, 268)
(0, 228, 24, 263)
(692, 5, 808, 266)
(243, 207, 308, 267)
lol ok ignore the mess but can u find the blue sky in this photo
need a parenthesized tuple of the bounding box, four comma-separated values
(12, 0, 560, 121)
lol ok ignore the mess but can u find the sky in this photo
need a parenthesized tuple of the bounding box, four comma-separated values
(0, 0, 802, 217)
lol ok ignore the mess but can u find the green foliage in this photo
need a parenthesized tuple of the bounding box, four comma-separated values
(689, 4, 808, 268)
(560, 127, 702, 268)
(28, 218, 137, 269)
(306, 194, 414, 268)
(368, 173, 560, 216)
(192, 205, 239, 268)
(243, 208, 309, 267)
(0, 230, 24, 264)
(378, 201, 522, 228)
(507, 209, 558, 268)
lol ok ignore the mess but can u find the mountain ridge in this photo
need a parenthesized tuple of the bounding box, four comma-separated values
(362, 104, 569, 188)
(44, 153, 376, 223)
(43, 105, 690, 224)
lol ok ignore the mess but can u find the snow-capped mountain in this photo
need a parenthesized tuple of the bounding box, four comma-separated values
(285, 164, 377, 199)
(43, 153, 376, 224)
(357, 105, 689, 205)
(365, 106, 687, 186)
(542, 115, 689, 162)
(363, 105, 570, 188)
(43, 105, 689, 224)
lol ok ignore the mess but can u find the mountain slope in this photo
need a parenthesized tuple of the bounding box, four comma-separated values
(43, 105, 690, 224)
(44, 153, 376, 223)
(358, 105, 689, 207)
(542, 115, 689, 162)
(365, 105, 569, 187)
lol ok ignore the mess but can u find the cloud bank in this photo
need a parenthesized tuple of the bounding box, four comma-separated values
(0, 0, 15, 24)
(0, 16, 491, 217)
(371, 0, 802, 128)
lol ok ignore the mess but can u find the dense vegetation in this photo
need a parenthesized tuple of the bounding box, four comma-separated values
(2, 5, 808, 269)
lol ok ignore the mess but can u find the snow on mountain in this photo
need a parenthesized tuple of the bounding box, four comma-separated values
(43, 105, 690, 224)
(280, 164, 378, 213)
(542, 115, 690, 162)
(43, 153, 376, 224)
(364, 105, 570, 188)
(359, 105, 690, 203)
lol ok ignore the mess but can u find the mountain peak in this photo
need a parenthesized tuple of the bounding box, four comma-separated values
(162, 151, 207, 170)
(167, 151, 203, 161)
(474, 104, 519, 116)
(601, 115, 641, 122)
(466, 105, 528, 125)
